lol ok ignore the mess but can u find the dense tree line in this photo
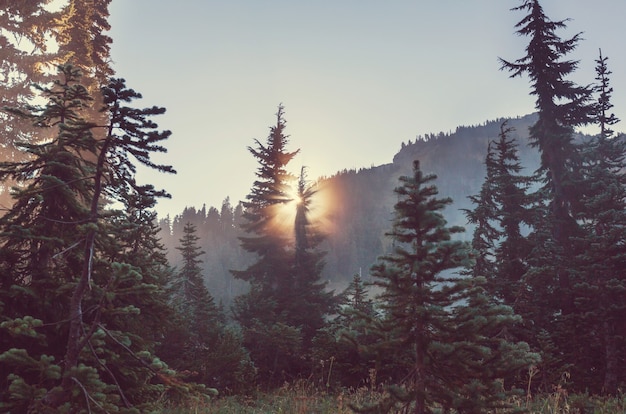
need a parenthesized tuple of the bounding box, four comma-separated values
(1, 0, 626, 412)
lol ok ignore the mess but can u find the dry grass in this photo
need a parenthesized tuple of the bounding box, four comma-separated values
(158, 381, 626, 414)
(158, 382, 385, 414)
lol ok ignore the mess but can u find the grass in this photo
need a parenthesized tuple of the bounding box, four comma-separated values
(158, 384, 626, 414)
(159, 382, 381, 414)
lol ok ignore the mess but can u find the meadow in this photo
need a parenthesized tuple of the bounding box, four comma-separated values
(159, 381, 626, 414)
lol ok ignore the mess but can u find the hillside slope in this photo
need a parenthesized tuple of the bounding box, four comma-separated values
(161, 114, 544, 303)
(318, 113, 540, 289)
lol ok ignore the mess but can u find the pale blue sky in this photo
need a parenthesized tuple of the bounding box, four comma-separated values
(108, 1, 626, 218)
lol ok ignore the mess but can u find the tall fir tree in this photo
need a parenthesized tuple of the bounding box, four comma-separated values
(572, 50, 626, 394)
(0, 66, 203, 412)
(0, 1, 114, 206)
(465, 123, 535, 311)
(500, 0, 597, 390)
(500, 0, 593, 318)
(232, 105, 301, 386)
(55, 0, 113, 89)
(233, 106, 333, 386)
(292, 167, 335, 344)
(352, 160, 538, 414)
(172, 222, 220, 334)
(163, 222, 253, 392)
(0, 1, 61, 154)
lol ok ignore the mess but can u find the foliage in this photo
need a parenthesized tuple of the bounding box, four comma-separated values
(351, 160, 538, 413)
(232, 105, 335, 387)
(0, 1, 113, 207)
(161, 221, 254, 394)
(569, 50, 626, 393)
(500, 0, 593, 318)
(312, 273, 380, 390)
(464, 122, 536, 307)
(0, 65, 210, 412)
(499, 0, 626, 394)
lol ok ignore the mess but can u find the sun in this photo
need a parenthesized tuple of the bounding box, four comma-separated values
(273, 178, 339, 239)
(272, 184, 299, 224)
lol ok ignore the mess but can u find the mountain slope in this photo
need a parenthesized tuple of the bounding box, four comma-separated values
(317, 113, 541, 289)
(162, 114, 544, 302)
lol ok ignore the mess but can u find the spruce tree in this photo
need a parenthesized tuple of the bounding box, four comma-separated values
(172, 222, 216, 326)
(232, 105, 301, 385)
(163, 222, 253, 392)
(233, 106, 333, 386)
(465, 123, 535, 309)
(292, 167, 335, 344)
(500, 1, 600, 391)
(0, 1, 60, 160)
(0, 66, 200, 412)
(352, 160, 538, 414)
(312, 273, 379, 389)
(0, 64, 98, 413)
(56, 0, 113, 89)
(500, 0, 593, 319)
(572, 50, 626, 394)
(0, 1, 113, 207)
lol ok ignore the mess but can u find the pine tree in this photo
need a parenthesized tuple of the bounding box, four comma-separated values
(0, 66, 202, 412)
(175, 221, 222, 344)
(56, 0, 114, 89)
(292, 167, 335, 344)
(500, 0, 593, 319)
(0, 1, 61, 156)
(163, 222, 253, 392)
(0, 1, 113, 207)
(0, 64, 98, 413)
(312, 273, 379, 389)
(572, 50, 626, 394)
(499, 1, 602, 392)
(464, 142, 499, 283)
(232, 105, 301, 385)
(465, 122, 535, 308)
(351, 160, 538, 414)
(233, 105, 333, 386)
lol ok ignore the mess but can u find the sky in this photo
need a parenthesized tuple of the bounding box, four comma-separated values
(107, 1, 626, 219)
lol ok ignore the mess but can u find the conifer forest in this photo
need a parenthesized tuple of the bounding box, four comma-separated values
(2, 1, 626, 413)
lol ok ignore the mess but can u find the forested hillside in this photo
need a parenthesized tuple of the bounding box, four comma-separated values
(159, 113, 542, 302)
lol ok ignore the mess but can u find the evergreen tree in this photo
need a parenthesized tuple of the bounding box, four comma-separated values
(0, 64, 98, 413)
(0, 1, 61, 158)
(56, 0, 113, 89)
(572, 50, 626, 394)
(464, 142, 499, 283)
(312, 273, 379, 389)
(173, 222, 220, 331)
(232, 105, 301, 386)
(0, 66, 201, 412)
(352, 160, 538, 414)
(500, 0, 592, 317)
(465, 122, 535, 308)
(164, 222, 253, 392)
(0, 1, 113, 207)
(292, 167, 335, 344)
(233, 105, 333, 386)
(500, 0, 599, 391)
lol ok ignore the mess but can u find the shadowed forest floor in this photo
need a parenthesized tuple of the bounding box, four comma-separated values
(159, 382, 626, 413)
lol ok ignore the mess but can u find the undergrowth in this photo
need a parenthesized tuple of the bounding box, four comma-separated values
(158, 381, 626, 414)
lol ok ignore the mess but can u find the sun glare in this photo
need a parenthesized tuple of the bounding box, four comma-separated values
(269, 179, 338, 240)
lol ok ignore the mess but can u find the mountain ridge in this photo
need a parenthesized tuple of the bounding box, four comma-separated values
(160, 113, 545, 304)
